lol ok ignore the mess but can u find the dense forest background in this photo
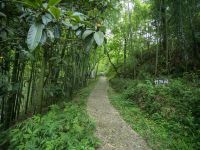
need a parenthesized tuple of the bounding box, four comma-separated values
(0, 0, 200, 149)
(103, 0, 200, 77)
(105, 0, 200, 149)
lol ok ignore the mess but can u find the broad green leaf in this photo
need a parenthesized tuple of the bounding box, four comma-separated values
(94, 31, 104, 46)
(48, 0, 61, 6)
(27, 23, 44, 50)
(82, 30, 94, 40)
(42, 13, 52, 25)
(48, 6, 61, 20)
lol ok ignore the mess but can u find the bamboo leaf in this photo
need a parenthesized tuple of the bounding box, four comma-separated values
(48, 0, 61, 6)
(48, 6, 61, 20)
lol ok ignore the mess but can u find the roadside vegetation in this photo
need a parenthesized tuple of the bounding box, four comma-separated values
(1, 80, 99, 150)
(0, 0, 109, 131)
(1, 0, 200, 149)
(109, 78, 200, 150)
(103, 0, 200, 149)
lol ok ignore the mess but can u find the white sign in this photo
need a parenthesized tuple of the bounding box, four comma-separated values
(154, 79, 169, 85)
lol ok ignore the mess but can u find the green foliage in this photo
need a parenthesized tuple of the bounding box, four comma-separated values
(109, 78, 200, 150)
(27, 23, 44, 50)
(82, 30, 94, 40)
(6, 80, 99, 150)
(8, 104, 98, 150)
(94, 31, 104, 46)
(48, 6, 61, 19)
(17, 0, 42, 9)
(0, 0, 111, 129)
(104, 0, 200, 78)
(48, 0, 61, 7)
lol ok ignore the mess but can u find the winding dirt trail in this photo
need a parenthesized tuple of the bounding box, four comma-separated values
(87, 77, 151, 150)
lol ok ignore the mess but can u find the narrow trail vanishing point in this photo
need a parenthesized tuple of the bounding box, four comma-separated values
(87, 77, 151, 150)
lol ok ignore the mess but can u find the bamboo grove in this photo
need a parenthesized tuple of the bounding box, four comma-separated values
(0, 0, 113, 129)
(105, 0, 200, 78)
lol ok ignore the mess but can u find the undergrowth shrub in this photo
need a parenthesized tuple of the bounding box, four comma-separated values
(7, 103, 99, 150)
(110, 78, 200, 149)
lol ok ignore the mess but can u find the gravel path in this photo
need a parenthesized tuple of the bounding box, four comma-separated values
(87, 77, 151, 150)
